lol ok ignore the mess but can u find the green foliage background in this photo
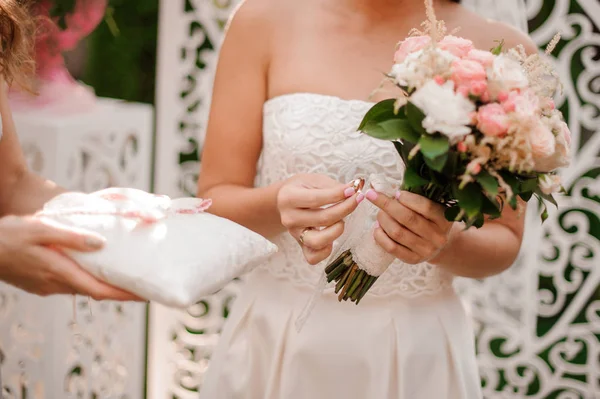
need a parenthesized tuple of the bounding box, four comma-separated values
(81, 0, 159, 104)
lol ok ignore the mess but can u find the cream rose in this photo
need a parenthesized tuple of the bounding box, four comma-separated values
(488, 54, 529, 94)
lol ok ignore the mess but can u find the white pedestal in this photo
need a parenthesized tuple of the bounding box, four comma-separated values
(0, 98, 153, 399)
(12, 98, 153, 192)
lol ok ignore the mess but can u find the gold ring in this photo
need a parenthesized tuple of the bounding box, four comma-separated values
(299, 227, 311, 245)
(352, 178, 366, 193)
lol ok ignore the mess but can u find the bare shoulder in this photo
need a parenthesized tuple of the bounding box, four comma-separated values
(224, 0, 278, 37)
(453, 8, 538, 55)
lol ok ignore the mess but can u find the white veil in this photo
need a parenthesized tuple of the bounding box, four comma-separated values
(460, 0, 529, 33)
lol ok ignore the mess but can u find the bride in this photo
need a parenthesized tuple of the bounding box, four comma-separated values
(197, 0, 535, 397)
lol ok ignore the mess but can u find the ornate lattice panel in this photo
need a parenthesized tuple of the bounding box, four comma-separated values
(455, 1, 600, 397)
(150, 1, 599, 398)
(0, 98, 153, 399)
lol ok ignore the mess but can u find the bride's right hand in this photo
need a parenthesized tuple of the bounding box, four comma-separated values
(277, 174, 364, 265)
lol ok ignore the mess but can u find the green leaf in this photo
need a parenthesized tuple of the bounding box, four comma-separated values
(435, 151, 460, 177)
(424, 153, 448, 172)
(358, 99, 401, 131)
(481, 196, 502, 219)
(419, 134, 449, 160)
(475, 170, 499, 198)
(453, 183, 484, 219)
(403, 166, 429, 189)
(535, 188, 558, 208)
(519, 191, 534, 202)
(445, 206, 462, 222)
(498, 171, 520, 209)
(473, 214, 485, 228)
(381, 119, 421, 143)
(538, 195, 549, 223)
(405, 102, 427, 135)
(362, 119, 420, 142)
(499, 171, 520, 194)
(520, 178, 538, 193)
(491, 39, 505, 55)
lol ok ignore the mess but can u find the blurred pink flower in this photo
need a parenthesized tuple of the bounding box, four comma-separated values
(394, 36, 431, 64)
(451, 59, 487, 88)
(477, 103, 510, 137)
(466, 49, 496, 68)
(530, 123, 556, 160)
(439, 35, 474, 58)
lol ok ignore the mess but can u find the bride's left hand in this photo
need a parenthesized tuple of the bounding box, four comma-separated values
(365, 189, 453, 264)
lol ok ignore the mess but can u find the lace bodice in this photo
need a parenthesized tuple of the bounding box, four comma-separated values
(256, 93, 454, 298)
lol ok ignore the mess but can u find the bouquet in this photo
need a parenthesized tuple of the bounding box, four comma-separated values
(325, 0, 571, 304)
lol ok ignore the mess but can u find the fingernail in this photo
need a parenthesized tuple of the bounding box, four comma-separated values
(395, 190, 401, 201)
(344, 187, 356, 198)
(366, 189, 378, 202)
(85, 235, 106, 249)
(356, 193, 365, 204)
(374, 221, 380, 229)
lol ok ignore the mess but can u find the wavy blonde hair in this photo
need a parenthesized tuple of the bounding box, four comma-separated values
(0, 0, 35, 92)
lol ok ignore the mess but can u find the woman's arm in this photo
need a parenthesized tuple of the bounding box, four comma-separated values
(0, 81, 64, 216)
(196, 1, 283, 237)
(431, 202, 525, 278)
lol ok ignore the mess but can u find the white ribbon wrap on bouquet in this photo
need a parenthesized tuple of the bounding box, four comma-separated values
(38, 188, 278, 308)
(295, 174, 401, 332)
(351, 174, 400, 277)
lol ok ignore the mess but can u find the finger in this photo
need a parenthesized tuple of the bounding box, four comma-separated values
(396, 190, 448, 227)
(293, 196, 362, 228)
(43, 249, 142, 301)
(28, 217, 107, 252)
(373, 227, 421, 265)
(293, 221, 345, 250)
(365, 190, 437, 239)
(284, 182, 357, 209)
(377, 212, 436, 258)
(302, 244, 333, 266)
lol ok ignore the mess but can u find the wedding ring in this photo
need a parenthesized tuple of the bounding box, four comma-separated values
(299, 227, 312, 246)
(352, 178, 366, 193)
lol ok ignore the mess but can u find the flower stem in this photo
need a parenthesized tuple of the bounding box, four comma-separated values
(325, 251, 379, 305)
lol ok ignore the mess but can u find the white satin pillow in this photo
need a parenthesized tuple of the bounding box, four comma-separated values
(39, 188, 278, 308)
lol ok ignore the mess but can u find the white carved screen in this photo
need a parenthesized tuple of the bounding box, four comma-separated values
(149, 1, 600, 398)
(0, 99, 153, 398)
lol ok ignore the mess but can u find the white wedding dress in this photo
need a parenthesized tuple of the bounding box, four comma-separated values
(199, 93, 482, 399)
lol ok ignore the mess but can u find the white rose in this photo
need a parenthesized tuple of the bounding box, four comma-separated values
(533, 122, 571, 172)
(539, 174, 562, 195)
(390, 48, 458, 91)
(488, 54, 529, 93)
(410, 80, 475, 139)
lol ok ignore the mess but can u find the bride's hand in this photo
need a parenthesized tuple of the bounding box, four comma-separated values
(365, 189, 453, 264)
(277, 174, 364, 265)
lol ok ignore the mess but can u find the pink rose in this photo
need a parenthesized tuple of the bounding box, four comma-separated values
(439, 35, 474, 58)
(394, 36, 431, 64)
(477, 103, 510, 137)
(451, 59, 487, 88)
(530, 122, 556, 160)
(469, 80, 488, 96)
(559, 121, 572, 146)
(457, 141, 468, 153)
(466, 49, 496, 68)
